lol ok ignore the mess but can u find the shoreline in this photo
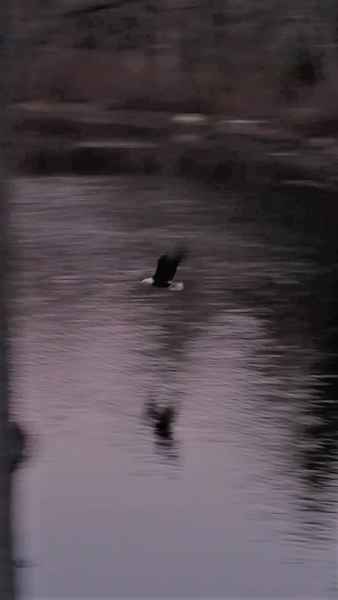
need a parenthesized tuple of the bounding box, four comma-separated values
(12, 103, 338, 192)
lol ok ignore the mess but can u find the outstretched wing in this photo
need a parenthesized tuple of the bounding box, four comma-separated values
(153, 254, 178, 284)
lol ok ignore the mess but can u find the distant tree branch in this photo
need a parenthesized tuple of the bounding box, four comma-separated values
(63, 1, 146, 18)
(63, 1, 202, 18)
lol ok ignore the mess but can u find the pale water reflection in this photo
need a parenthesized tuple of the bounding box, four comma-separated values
(11, 177, 337, 598)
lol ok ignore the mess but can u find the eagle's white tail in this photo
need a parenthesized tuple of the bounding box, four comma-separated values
(169, 281, 184, 291)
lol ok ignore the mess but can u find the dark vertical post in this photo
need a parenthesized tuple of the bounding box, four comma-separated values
(0, 0, 16, 598)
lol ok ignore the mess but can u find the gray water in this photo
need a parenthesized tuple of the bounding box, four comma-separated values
(11, 176, 337, 598)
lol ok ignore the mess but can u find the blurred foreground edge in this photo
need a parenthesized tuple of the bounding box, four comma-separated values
(0, 2, 18, 599)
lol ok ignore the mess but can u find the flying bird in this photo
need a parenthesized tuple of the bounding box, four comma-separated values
(142, 247, 187, 290)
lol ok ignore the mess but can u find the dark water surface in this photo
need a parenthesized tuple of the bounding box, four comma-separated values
(11, 176, 337, 598)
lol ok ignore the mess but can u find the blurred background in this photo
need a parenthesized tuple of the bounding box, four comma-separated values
(11, 1, 338, 111)
(0, 1, 337, 598)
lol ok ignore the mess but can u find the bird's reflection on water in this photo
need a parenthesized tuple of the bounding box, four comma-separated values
(143, 397, 180, 461)
(144, 398, 177, 440)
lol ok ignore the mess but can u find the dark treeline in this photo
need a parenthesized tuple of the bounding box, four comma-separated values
(11, 1, 338, 113)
